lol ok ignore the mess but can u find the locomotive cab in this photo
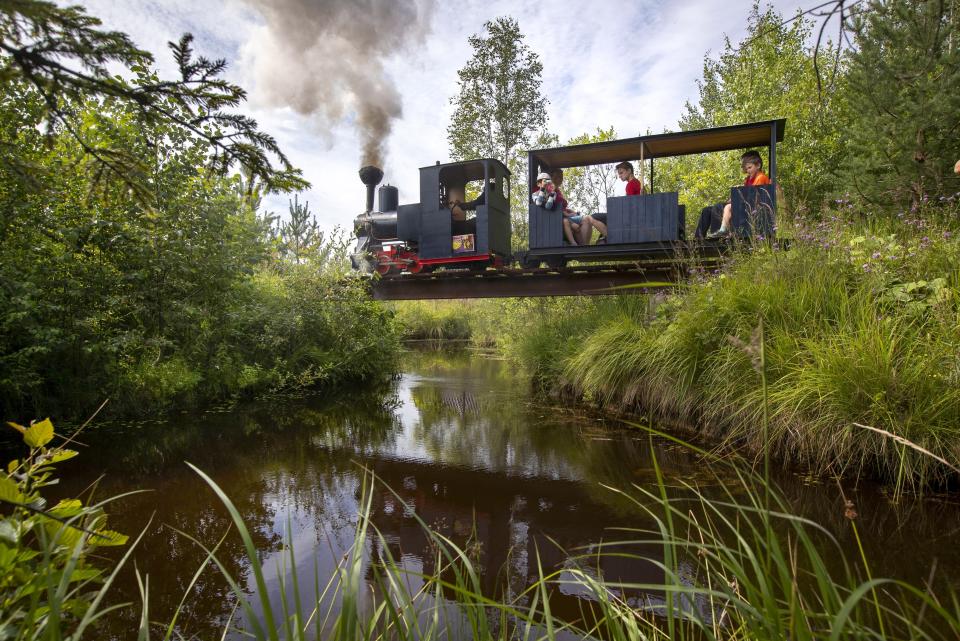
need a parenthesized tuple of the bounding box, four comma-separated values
(410, 159, 511, 263)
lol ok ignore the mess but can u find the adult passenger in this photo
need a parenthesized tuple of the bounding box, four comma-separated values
(447, 183, 468, 221)
(550, 169, 589, 246)
(451, 180, 493, 219)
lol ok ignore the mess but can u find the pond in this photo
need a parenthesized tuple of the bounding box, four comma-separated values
(44, 347, 960, 638)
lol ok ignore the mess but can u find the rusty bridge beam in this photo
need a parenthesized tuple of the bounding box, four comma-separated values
(370, 265, 687, 300)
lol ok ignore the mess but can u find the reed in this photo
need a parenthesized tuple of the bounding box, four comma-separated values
(8, 415, 960, 640)
(391, 300, 474, 341)
(159, 448, 960, 641)
(527, 217, 960, 491)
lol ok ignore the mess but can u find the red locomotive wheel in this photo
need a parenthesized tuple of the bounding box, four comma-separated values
(375, 255, 393, 275)
(408, 259, 425, 274)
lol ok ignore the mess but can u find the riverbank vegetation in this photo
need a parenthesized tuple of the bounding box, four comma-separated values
(392, 209, 960, 491)
(505, 212, 960, 491)
(3, 1, 960, 638)
(186, 453, 960, 641)
(0, 5, 397, 423)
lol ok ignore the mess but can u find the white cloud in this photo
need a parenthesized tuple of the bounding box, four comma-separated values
(69, 0, 818, 232)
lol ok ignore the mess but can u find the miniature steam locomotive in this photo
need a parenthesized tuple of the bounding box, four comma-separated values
(351, 160, 511, 275)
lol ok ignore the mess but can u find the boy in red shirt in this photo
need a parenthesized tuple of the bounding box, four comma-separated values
(617, 160, 645, 195)
(583, 160, 645, 242)
(700, 150, 771, 239)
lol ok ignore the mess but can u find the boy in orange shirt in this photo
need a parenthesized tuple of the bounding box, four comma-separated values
(701, 150, 771, 239)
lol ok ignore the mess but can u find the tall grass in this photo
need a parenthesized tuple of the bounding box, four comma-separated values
(390, 298, 548, 346)
(152, 450, 960, 641)
(9, 414, 960, 640)
(390, 300, 474, 341)
(512, 214, 960, 491)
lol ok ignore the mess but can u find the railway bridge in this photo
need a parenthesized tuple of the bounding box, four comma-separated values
(368, 241, 734, 300)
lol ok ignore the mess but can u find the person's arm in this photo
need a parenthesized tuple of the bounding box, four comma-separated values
(458, 189, 487, 211)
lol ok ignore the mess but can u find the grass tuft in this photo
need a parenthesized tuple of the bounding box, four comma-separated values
(508, 213, 960, 491)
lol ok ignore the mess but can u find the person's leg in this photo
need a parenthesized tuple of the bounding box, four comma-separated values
(562, 217, 577, 245)
(703, 203, 728, 238)
(695, 206, 713, 238)
(578, 217, 593, 245)
(589, 214, 608, 237)
(720, 203, 732, 231)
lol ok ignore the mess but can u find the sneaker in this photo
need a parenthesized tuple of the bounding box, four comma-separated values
(596, 236, 607, 245)
(706, 228, 730, 239)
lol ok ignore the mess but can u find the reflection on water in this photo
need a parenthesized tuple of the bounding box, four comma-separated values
(47, 347, 960, 639)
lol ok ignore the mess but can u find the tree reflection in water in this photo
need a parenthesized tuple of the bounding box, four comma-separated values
(49, 347, 960, 639)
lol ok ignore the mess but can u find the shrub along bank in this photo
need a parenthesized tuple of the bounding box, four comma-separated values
(2, 257, 399, 423)
(108, 266, 399, 415)
(0, 78, 400, 423)
(504, 212, 960, 491)
(390, 298, 531, 346)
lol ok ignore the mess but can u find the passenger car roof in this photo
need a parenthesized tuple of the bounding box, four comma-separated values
(528, 119, 786, 170)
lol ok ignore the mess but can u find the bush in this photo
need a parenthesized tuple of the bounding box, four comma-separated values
(510, 213, 960, 490)
(392, 301, 473, 341)
(1, 420, 129, 639)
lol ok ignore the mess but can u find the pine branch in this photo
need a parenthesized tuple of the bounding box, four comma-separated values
(1, 2, 309, 201)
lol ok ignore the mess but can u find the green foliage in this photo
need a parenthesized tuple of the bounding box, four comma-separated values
(560, 126, 619, 216)
(842, 0, 960, 208)
(1, 419, 131, 640)
(391, 301, 473, 341)
(279, 195, 321, 264)
(115, 456, 960, 640)
(0, 76, 397, 420)
(392, 298, 564, 346)
(496, 297, 649, 389)
(655, 4, 848, 217)
(5, 415, 960, 639)
(0, 3, 307, 199)
(447, 16, 547, 165)
(505, 211, 960, 490)
(0, 0, 397, 419)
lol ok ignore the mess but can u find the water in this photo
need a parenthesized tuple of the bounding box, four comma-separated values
(38, 347, 960, 638)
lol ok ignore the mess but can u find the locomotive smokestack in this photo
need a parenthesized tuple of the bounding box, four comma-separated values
(358, 165, 384, 213)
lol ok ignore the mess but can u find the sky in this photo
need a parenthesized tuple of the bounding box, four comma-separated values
(72, 0, 827, 232)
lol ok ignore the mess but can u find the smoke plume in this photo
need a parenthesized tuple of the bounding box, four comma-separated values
(245, 0, 435, 167)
